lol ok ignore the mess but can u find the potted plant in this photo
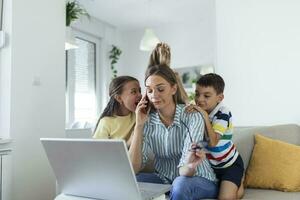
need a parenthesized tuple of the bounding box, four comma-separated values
(65, 1, 89, 50)
(66, 0, 89, 27)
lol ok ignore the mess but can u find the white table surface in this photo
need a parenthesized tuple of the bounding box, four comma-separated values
(55, 194, 98, 200)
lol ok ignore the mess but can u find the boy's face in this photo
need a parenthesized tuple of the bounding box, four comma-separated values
(195, 85, 224, 114)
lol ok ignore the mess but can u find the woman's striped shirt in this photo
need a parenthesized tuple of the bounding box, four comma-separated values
(142, 104, 216, 184)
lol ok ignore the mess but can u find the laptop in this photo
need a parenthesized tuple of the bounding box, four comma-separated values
(40, 138, 171, 200)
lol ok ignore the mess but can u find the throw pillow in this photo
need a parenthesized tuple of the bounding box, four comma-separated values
(244, 134, 300, 192)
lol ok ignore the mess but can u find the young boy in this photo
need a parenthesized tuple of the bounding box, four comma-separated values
(188, 73, 244, 199)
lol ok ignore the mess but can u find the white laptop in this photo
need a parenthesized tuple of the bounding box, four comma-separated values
(40, 138, 171, 200)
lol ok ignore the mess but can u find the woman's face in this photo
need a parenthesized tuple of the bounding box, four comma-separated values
(118, 80, 142, 112)
(145, 75, 177, 110)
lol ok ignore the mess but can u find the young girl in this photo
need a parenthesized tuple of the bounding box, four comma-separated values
(93, 76, 142, 147)
(148, 42, 190, 104)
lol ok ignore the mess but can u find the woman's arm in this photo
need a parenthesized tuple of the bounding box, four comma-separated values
(129, 94, 150, 174)
(186, 105, 220, 147)
(179, 147, 206, 176)
(178, 111, 206, 176)
(129, 124, 145, 173)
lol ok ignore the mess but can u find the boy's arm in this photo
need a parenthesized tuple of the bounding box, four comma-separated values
(201, 112, 221, 147)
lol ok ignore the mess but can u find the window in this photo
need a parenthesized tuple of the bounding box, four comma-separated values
(0, 0, 3, 31)
(66, 31, 101, 129)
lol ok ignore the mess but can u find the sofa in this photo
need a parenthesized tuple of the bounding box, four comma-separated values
(232, 124, 300, 199)
(65, 124, 300, 199)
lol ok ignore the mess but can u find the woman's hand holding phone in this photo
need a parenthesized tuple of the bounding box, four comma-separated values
(135, 92, 150, 127)
(142, 94, 150, 114)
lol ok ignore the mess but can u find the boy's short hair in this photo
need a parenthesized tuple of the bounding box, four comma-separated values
(196, 73, 225, 94)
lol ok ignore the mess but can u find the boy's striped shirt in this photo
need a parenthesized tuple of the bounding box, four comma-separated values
(205, 102, 239, 169)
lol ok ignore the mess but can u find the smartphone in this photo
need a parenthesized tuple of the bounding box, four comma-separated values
(142, 93, 151, 114)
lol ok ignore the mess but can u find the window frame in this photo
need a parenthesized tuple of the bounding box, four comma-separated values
(65, 30, 103, 129)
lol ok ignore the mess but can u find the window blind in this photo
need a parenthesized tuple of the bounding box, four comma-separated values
(66, 37, 97, 127)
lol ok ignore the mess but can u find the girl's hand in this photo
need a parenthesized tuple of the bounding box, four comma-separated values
(185, 143, 206, 170)
(135, 93, 150, 126)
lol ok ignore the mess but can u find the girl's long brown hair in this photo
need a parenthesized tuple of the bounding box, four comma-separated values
(94, 76, 139, 133)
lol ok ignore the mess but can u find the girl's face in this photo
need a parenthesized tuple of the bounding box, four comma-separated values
(117, 81, 142, 112)
(145, 75, 177, 110)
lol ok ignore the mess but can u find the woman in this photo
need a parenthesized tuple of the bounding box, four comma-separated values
(129, 65, 218, 200)
(148, 42, 190, 104)
(93, 76, 142, 147)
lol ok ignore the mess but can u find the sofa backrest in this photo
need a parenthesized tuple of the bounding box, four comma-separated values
(233, 124, 300, 168)
(65, 128, 93, 138)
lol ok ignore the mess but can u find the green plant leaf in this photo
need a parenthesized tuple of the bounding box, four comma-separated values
(108, 45, 122, 78)
(66, 1, 90, 26)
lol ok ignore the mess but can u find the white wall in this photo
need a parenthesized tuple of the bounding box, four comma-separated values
(8, 0, 65, 199)
(117, 2, 216, 86)
(0, 1, 13, 198)
(117, 30, 149, 84)
(0, 0, 12, 139)
(215, 0, 300, 126)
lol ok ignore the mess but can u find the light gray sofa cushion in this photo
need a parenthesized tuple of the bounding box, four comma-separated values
(243, 188, 300, 200)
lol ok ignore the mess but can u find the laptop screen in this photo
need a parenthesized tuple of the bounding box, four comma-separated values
(41, 138, 142, 200)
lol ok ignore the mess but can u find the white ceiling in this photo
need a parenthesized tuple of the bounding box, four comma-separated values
(78, 0, 214, 30)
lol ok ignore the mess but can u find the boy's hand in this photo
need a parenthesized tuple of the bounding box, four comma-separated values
(185, 104, 208, 118)
(185, 104, 198, 113)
